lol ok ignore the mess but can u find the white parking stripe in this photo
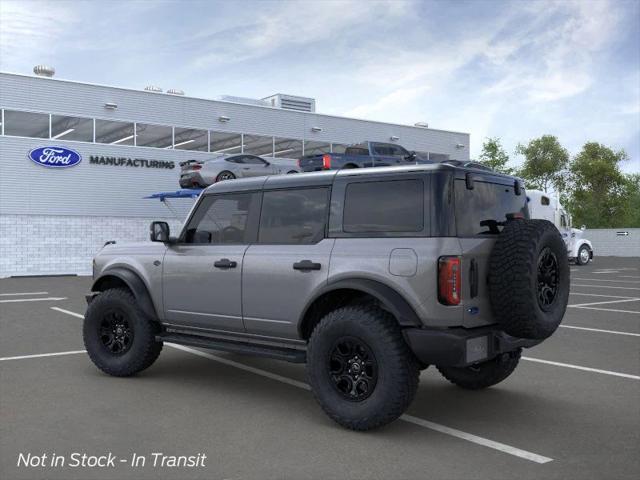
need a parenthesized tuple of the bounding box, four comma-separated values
(572, 284, 640, 291)
(0, 297, 67, 303)
(570, 292, 637, 299)
(168, 344, 552, 464)
(560, 325, 640, 337)
(0, 291, 49, 296)
(570, 306, 640, 315)
(572, 278, 640, 284)
(620, 275, 640, 279)
(0, 350, 86, 362)
(51, 307, 85, 318)
(522, 357, 640, 380)
(569, 298, 640, 307)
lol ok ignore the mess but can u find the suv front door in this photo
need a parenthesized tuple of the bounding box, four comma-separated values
(242, 187, 334, 339)
(162, 192, 260, 333)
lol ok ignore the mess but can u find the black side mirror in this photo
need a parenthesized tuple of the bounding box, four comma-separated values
(264, 161, 271, 167)
(150, 221, 170, 242)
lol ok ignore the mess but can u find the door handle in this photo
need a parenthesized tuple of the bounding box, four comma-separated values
(293, 260, 321, 271)
(214, 258, 237, 269)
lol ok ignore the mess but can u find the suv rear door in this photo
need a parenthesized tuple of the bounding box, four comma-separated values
(162, 192, 261, 333)
(242, 183, 334, 339)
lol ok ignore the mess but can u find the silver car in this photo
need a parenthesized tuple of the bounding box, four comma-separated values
(179, 154, 299, 188)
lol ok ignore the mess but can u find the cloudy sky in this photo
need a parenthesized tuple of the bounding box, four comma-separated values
(1, 0, 638, 172)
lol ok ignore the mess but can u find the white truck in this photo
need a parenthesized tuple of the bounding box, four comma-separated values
(527, 190, 594, 265)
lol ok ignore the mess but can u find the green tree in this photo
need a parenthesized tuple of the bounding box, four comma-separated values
(478, 137, 513, 174)
(567, 142, 633, 228)
(515, 135, 569, 193)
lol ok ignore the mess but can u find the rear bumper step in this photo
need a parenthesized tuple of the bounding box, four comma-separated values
(156, 332, 306, 363)
(403, 326, 541, 368)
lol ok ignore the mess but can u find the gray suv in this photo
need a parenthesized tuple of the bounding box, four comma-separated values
(85, 164, 569, 430)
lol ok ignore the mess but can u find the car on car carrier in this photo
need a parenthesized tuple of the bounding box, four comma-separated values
(85, 163, 569, 430)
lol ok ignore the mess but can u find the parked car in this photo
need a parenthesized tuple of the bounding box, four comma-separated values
(527, 190, 594, 265)
(179, 154, 299, 188)
(85, 164, 569, 431)
(298, 141, 430, 171)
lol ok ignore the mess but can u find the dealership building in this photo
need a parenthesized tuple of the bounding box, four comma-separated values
(0, 68, 470, 277)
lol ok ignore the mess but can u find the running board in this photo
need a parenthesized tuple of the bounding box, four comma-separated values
(157, 333, 307, 363)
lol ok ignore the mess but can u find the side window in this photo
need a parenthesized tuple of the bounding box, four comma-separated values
(391, 145, 410, 157)
(225, 156, 241, 163)
(243, 155, 266, 165)
(343, 180, 424, 233)
(259, 188, 329, 244)
(541, 196, 550, 206)
(560, 215, 567, 227)
(183, 193, 258, 244)
(372, 144, 393, 155)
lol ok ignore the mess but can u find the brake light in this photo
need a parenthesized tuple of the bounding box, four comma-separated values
(297, 158, 301, 168)
(192, 164, 202, 170)
(438, 256, 461, 305)
(322, 154, 331, 170)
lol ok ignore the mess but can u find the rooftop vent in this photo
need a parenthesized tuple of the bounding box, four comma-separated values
(144, 85, 163, 93)
(414, 122, 429, 128)
(33, 65, 55, 77)
(263, 94, 316, 112)
(167, 88, 185, 96)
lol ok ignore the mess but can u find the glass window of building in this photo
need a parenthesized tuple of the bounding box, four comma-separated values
(3, 110, 49, 138)
(304, 140, 331, 156)
(95, 119, 135, 145)
(273, 137, 303, 159)
(331, 144, 348, 154)
(173, 127, 208, 151)
(428, 153, 450, 162)
(51, 115, 93, 142)
(135, 123, 173, 149)
(210, 131, 243, 154)
(243, 134, 274, 157)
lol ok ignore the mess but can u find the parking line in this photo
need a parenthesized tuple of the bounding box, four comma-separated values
(168, 344, 552, 464)
(0, 350, 86, 362)
(522, 357, 640, 380)
(560, 325, 640, 337)
(0, 291, 49, 296)
(620, 276, 640, 279)
(572, 284, 640, 291)
(0, 297, 67, 303)
(51, 307, 85, 318)
(570, 306, 640, 315)
(569, 298, 640, 307)
(570, 292, 638, 299)
(572, 278, 640, 284)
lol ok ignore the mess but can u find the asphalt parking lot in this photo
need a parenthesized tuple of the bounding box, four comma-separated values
(1, 257, 639, 480)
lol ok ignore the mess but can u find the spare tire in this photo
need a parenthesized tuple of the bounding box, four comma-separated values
(488, 219, 569, 339)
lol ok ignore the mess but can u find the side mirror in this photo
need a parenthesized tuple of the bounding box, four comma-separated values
(581, 225, 586, 231)
(150, 221, 170, 242)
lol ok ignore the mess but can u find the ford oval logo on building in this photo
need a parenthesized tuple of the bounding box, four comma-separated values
(28, 146, 82, 168)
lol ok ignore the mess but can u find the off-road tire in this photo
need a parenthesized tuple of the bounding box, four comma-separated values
(83, 288, 163, 377)
(489, 219, 569, 340)
(576, 245, 591, 265)
(307, 305, 419, 431)
(437, 349, 521, 390)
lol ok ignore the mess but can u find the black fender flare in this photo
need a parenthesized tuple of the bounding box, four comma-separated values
(91, 267, 158, 320)
(299, 278, 422, 334)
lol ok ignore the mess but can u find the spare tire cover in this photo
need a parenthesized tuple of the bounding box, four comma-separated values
(488, 219, 569, 339)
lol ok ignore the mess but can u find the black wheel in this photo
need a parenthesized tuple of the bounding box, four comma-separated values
(576, 244, 591, 265)
(489, 219, 570, 340)
(83, 288, 163, 377)
(216, 171, 236, 182)
(307, 305, 419, 431)
(437, 349, 521, 390)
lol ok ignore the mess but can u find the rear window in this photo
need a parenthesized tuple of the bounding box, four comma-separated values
(259, 188, 329, 244)
(343, 180, 424, 233)
(455, 180, 528, 236)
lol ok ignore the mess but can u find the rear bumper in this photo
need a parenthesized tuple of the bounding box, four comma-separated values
(179, 172, 206, 188)
(403, 326, 541, 368)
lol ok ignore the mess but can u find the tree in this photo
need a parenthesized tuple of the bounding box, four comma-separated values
(515, 135, 569, 193)
(566, 142, 632, 228)
(478, 137, 513, 174)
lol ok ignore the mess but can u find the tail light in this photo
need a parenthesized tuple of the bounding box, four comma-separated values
(192, 164, 202, 170)
(297, 158, 301, 168)
(438, 256, 461, 305)
(322, 154, 331, 170)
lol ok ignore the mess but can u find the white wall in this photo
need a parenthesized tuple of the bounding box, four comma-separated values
(585, 228, 640, 258)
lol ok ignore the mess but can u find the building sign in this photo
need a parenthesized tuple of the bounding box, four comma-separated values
(28, 146, 82, 168)
(89, 156, 175, 169)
